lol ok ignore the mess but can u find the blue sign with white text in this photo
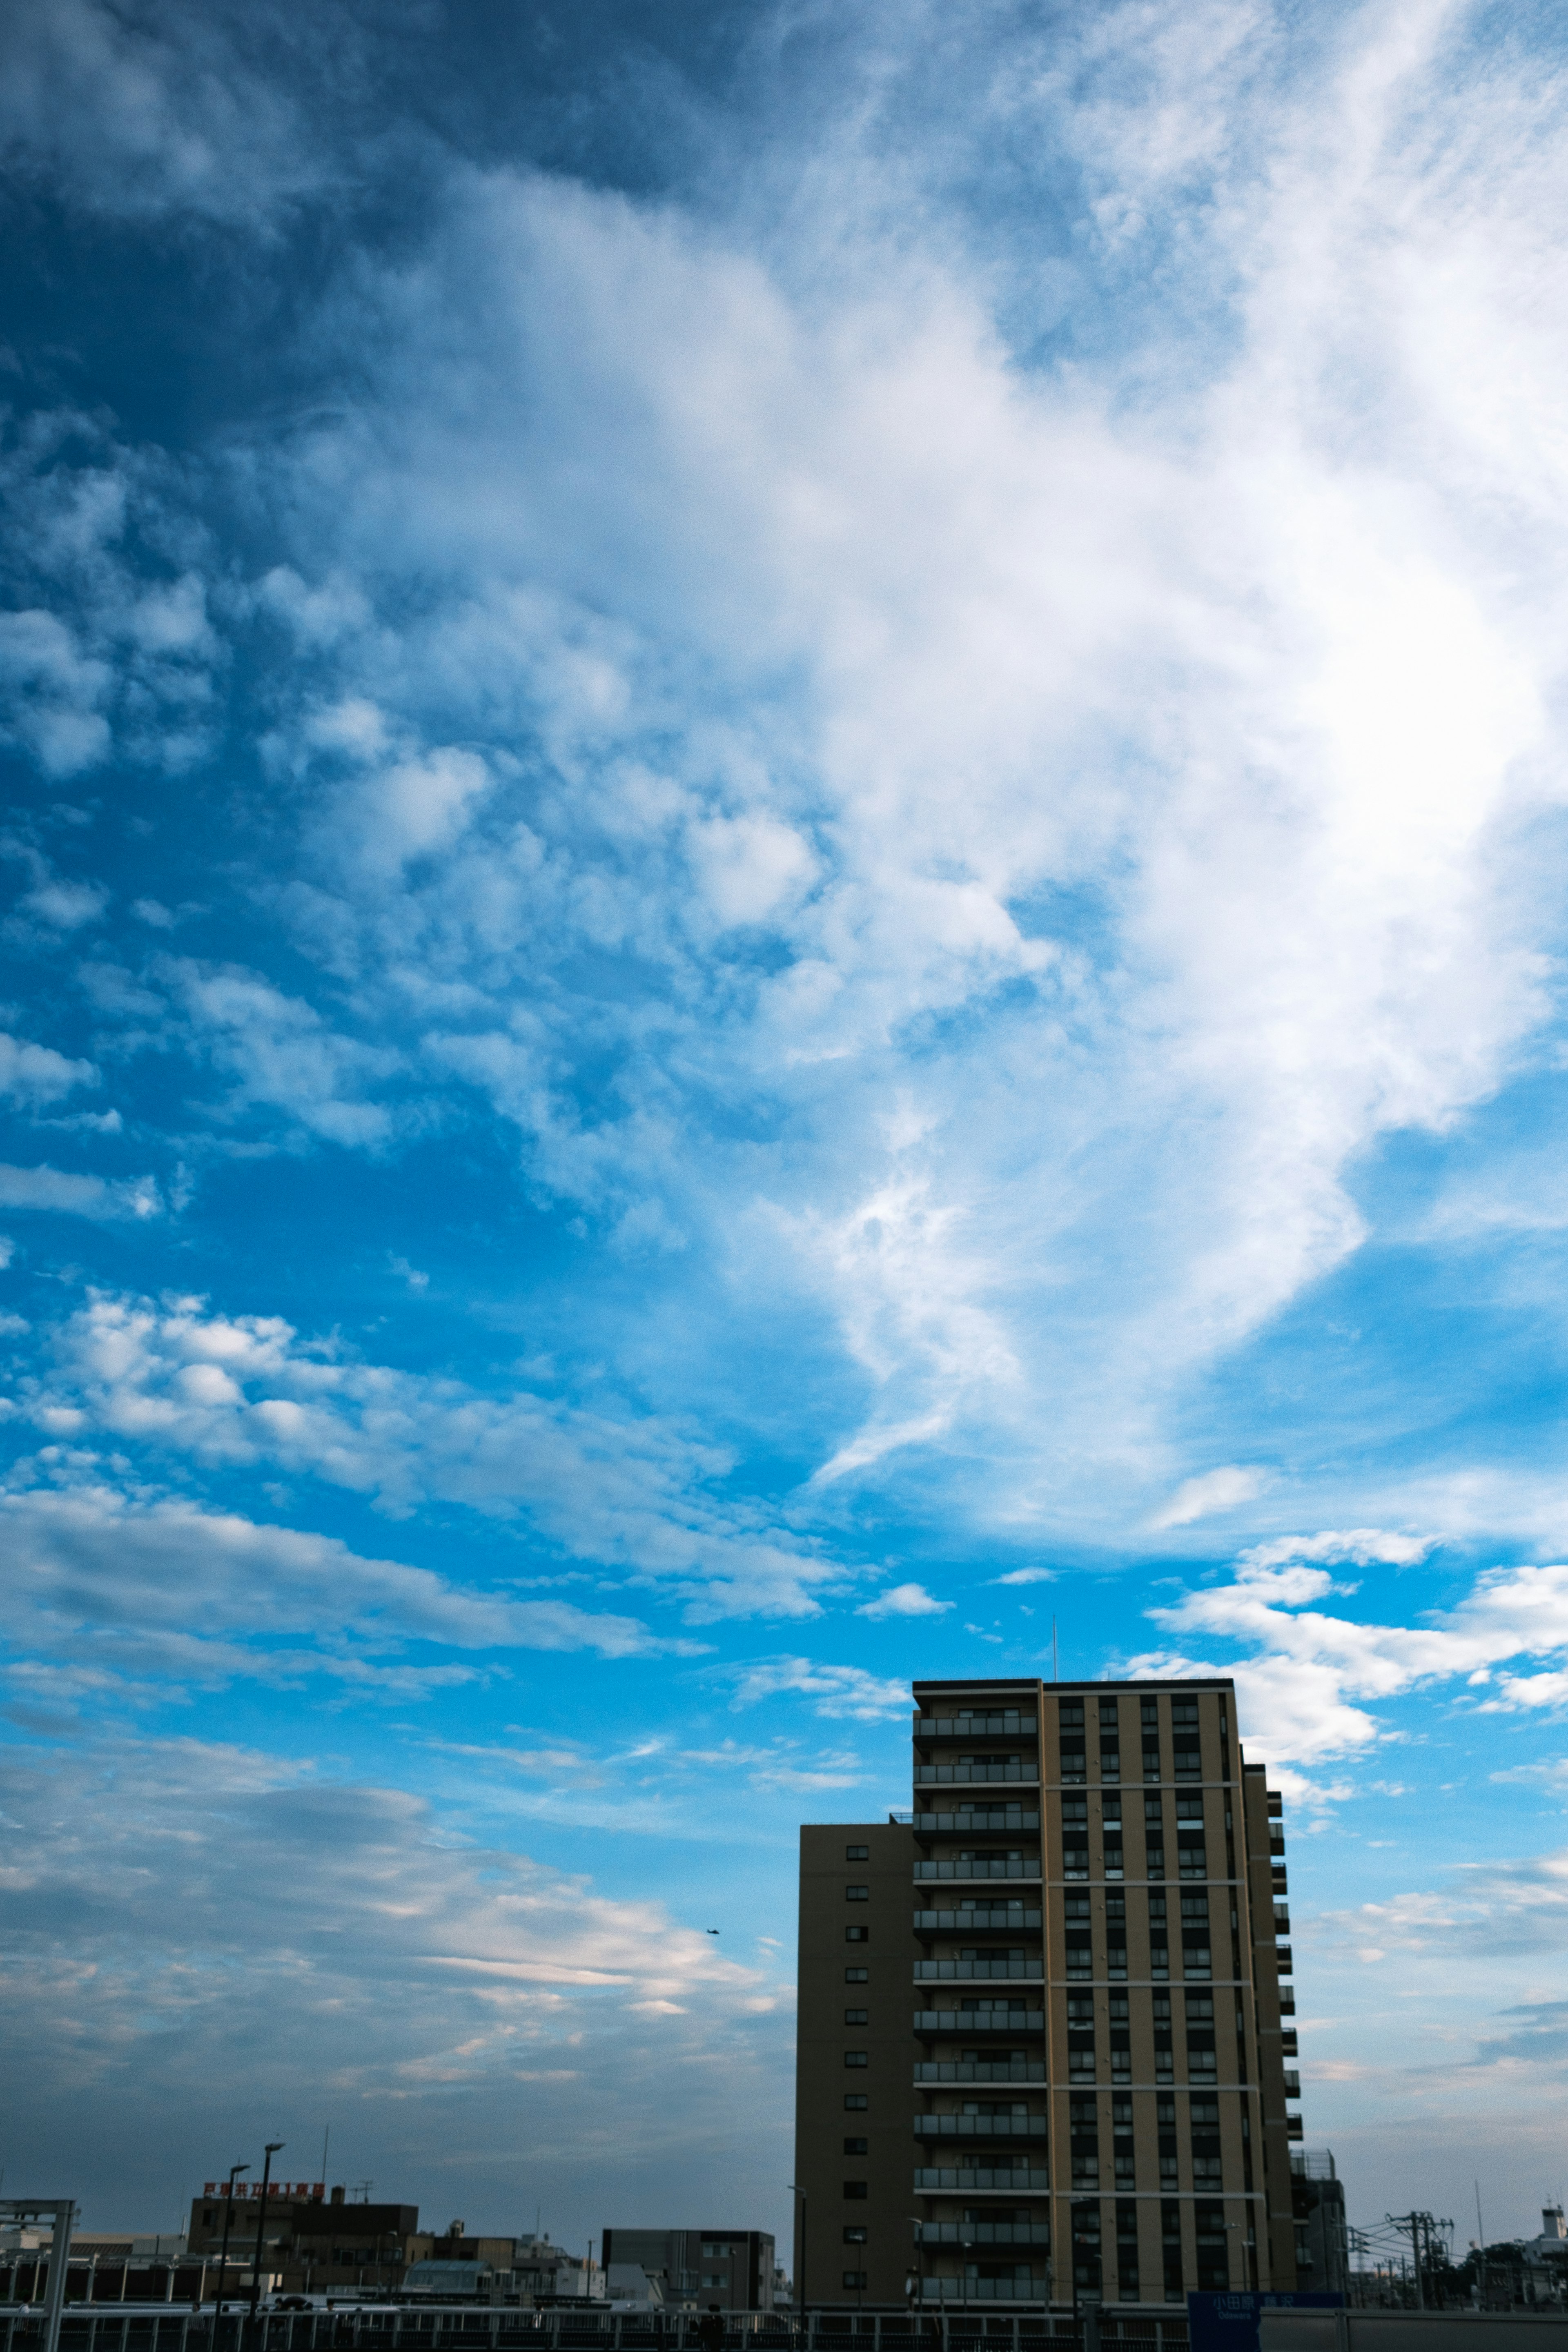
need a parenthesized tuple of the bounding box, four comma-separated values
(1187, 2290, 1346, 2352)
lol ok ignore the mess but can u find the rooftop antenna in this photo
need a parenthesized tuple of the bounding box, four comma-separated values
(321, 2125, 330, 2186)
(1052, 1618, 1059, 1682)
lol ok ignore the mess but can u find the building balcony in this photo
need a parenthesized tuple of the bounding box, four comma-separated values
(914, 1909, 1042, 1931)
(914, 1959, 1043, 1981)
(1274, 1905, 1290, 1932)
(914, 2115, 1049, 2140)
(914, 2010, 1045, 2034)
(914, 1716, 1038, 1741)
(1276, 1944, 1293, 1973)
(914, 1762, 1040, 1786)
(915, 2226, 1052, 2250)
(1286, 2116, 1304, 2140)
(913, 2168, 1051, 2192)
(918, 2276, 1050, 2300)
(915, 2061, 1047, 2084)
(914, 1858, 1042, 1882)
(915, 1811, 1040, 1832)
(1282, 2070, 1301, 2096)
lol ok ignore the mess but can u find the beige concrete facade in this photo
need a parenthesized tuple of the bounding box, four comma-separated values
(793, 1676, 1301, 2312)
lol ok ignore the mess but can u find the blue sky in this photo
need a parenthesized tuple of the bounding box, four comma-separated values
(5, 0, 1568, 2265)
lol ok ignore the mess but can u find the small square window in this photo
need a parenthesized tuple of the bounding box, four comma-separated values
(843, 2137, 868, 2155)
(845, 1925, 869, 1942)
(844, 2008, 869, 2025)
(842, 2229, 867, 2246)
(844, 2050, 869, 2067)
(844, 2094, 869, 2111)
(842, 2270, 868, 2288)
(845, 1967, 869, 1983)
(843, 2182, 869, 2201)
(846, 1844, 869, 1860)
(845, 1884, 869, 1901)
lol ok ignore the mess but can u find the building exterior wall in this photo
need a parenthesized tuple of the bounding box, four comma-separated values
(794, 1676, 1301, 2311)
(599, 2231, 775, 2310)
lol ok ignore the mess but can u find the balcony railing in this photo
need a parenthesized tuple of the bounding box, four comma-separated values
(914, 1909, 1042, 1931)
(1274, 1905, 1290, 1932)
(914, 1716, 1037, 1740)
(918, 2279, 1051, 2303)
(915, 2061, 1047, 2083)
(914, 2115, 1049, 2140)
(915, 2226, 1052, 2249)
(914, 1959, 1043, 1981)
(913, 2167, 1051, 2191)
(915, 1811, 1040, 1832)
(1283, 2069, 1301, 2096)
(913, 1858, 1041, 1881)
(914, 1763, 1038, 1785)
(914, 2010, 1045, 2034)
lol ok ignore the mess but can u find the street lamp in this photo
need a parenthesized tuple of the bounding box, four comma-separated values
(214, 2167, 250, 2321)
(249, 2146, 284, 2336)
(788, 2188, 806, 2327)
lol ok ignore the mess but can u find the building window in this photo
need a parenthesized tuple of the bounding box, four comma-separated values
(845, 1967, 869, 1983)
(842, 2271, 868, 2289)
(844, 2094, 869, 2111)
(844, 2051, 869, 2067)
(845, 1926, 869, 1943)
(844, 2008, 869, 2025)
(843, 2138, 868, 2155)
(846, 1885, 869, 1901)
(843, 2183, 869, 2201)
(842, 2229, 867, 2246)
(846, 1845, 869, 1860)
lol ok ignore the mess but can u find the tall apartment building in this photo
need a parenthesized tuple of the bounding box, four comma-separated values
(794, 1677, 1299, 2310)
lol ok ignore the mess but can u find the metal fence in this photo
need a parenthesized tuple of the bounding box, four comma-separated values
(0, 2310, 1190, 2352)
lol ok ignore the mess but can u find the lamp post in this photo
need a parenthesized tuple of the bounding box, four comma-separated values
(214, 2167, 250, 2324)
(248, 2146, 284, 2337)
(788, 2188, 806, 2330)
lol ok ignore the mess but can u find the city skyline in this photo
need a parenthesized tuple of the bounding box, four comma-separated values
(4, 0, 1568, 2268)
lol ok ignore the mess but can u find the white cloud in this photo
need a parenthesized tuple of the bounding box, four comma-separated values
(0, 1728, 791, 2227)
(856, 1580, 951, 1619)
(0, 1033, 98, 1106)
(1127, 1546, 1568, 1767)
(1, 1486, 686, 1686)
(17, 1292, 846, 1622)
(1152, 1466, 1268, 1528)
(992, 1566, 1057, 1586)
(729, 1656, 912, 1720)
(0, 1164, 160, 1220)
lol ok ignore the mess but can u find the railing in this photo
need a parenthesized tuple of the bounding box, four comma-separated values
(914, 2012, 1045, 2034)
(914, 1816, 1040, 1834)
(913, 1767, 1038, 1786)
(914, 1717, 1037, 1739)
(913, 2168, 1051, 2190)
(913, 1862, 1041, 1882)
(913, 2117, 1049, 2140)
(913, 1962, 1042, 1982)
(917, 2285, 1049, 2305)
(914, 2063, 1046, 2084)
(0, 2309, 1192, 2352)
(914, 1913, 1042, 1932)
(914, 2230, 1052, 2252)
(1282, 2071, 1300, 2096)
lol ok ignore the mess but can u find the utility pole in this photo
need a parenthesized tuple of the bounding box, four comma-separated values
(214, 2166, 249, 2318)
(249, 2145, 284, 2337)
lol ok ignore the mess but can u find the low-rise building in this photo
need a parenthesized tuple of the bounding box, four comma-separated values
(187, 2184, 418, 2298)
(599, 2231, 776, 2311)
